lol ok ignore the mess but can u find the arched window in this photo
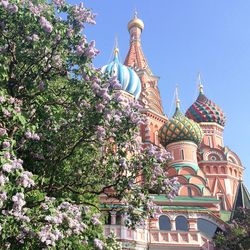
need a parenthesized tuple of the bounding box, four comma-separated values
(176, 216, 188, 231)
(197, 219, 219, 239)
(159, 215, 171, 231)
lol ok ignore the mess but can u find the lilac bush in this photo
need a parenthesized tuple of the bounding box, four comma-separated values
(0, 0, 178, 248)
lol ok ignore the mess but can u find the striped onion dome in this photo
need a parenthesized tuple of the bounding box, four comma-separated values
(101, 48, 141, 99)
(186, 84, 226, 127)
(159, 101, 204, 147)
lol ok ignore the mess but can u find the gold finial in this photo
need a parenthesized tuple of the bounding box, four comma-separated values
(114, 35, 119, 57)
(198, 72, 204, 94)
(175, 85, 180, 109)
(128, 9, 144, 31)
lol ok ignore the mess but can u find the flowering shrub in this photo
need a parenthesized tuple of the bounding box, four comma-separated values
(0, 0, 178, 248)
(214, 208, 250, 250)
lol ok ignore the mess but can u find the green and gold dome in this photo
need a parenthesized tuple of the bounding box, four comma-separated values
(159, 96, 204, 147)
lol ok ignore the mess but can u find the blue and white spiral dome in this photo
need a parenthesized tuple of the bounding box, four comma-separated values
(101, 48, 141, 99)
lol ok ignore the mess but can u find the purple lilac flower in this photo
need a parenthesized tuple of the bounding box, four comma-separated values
(7, 4, 18, 13)
(96, 103, 105, 112)
(25, 131, 40, 141)
(3, 109, 11, 117)
(96, 126, 106, 140)
(0, 96, 5, 103)
(53, 0, 64, 7)
(94, 239, 104, 250)
(2, 141, 10, 149)
(39, 16, 53, 33)
(85, 40, 99, 59)
(28, 2, 42, 16)
(12, 158, 23, 170)
(3, 152, 11, 159)
(0, 128, 7, 137)
(17, 171, 35, 188)
(66, 28, 73, 38)
(92, 215, 101, 225)
(0, 172, 8, 186)
(31, 34, 39, 41)
(12, 193, 26, 211)
(0, 0, 9, 9)
(2, 163, 12, 173)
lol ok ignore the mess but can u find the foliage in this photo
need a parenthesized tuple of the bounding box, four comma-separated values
(214, 208, 250, 250)
(0, 0, 178, 248)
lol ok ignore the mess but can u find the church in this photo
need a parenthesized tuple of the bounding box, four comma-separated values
(101, 13, 250, 250)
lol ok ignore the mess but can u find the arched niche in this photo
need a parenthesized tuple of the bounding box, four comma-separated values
(179, 185, 201, 197)
(220, 166, 226, 174)
(179, 166, 196, 175)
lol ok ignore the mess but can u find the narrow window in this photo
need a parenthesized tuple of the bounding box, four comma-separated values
(180, 149, 184, 160)
(155, 131, 159, 145)
(188, 186, 192, 197)
(208, 137, 211, 147)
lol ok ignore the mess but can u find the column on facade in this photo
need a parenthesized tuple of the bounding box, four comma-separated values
(110, 211, 116, 225)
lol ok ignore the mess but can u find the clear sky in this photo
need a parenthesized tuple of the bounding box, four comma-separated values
(72, 0, 250, 189)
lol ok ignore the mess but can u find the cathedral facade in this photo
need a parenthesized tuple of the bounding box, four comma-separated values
(102, 13, 250, 250)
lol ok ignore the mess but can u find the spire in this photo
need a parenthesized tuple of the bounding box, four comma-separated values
(124, 13, 164, 115)
(175, 86, 180, 109)
(231, 181, 250, 221)
(134, 8, 138, 18)
(198, 72, 204, 94)
(113, 35, 119, 59)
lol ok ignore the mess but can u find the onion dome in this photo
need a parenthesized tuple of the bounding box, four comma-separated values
(159, 91, 204, 147)
(101, 47, 141, 99)
(186, 76, 226, 126)
(128, 11, 144, 31)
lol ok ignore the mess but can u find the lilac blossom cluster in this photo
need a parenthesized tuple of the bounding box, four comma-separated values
(25, 131, 40, 141)
(0, 95, 22, 119)
(0, 0, 18, 13)
(72, 2, 96, 26)
(28, 2, 47, 16)
(53, 0, 64, 7)
(39, 16, 53, 33)
(76, 40, 99, 59)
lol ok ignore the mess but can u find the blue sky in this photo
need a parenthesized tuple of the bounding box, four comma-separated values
(74, 0, 250, 189)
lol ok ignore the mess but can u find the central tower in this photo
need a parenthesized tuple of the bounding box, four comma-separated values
(124, 12, 166, 145)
